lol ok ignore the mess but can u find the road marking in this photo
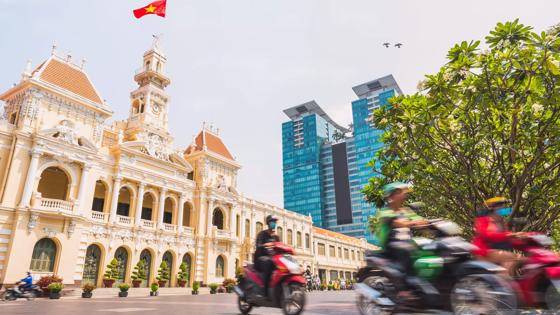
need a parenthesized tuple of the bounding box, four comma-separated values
(97, 308, 157, 313)
(1, 303, 24, 306)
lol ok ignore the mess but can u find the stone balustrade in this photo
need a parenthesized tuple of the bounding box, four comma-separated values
(38, 197, 73, 213)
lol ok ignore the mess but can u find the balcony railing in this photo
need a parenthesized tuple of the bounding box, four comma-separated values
(116, 215, 132, 225)
(214, 228, 231, 240)
(91, 211, 106, 222)
(180, 226, 194, 235)
(163, 223, 176, 232)
(37, 197, 73, 213)
(141, 219, 155, 229)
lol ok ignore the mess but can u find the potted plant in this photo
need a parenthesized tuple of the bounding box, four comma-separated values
(222, 278, 236, 293)
(81, 282, 96, 298)
(191, 281, 200, 295)
(103, 258, 119, 288)
(320, 282, 327, 291)
(118, 283, 130, 297)
(177, 262, 189, 288)
(150, 282, 159, 296)
(131, 260, 146, 288)
(37, 275, 63, 297)
(156, 261, 170, 287)
(209, 283, 219, 294)
(217, 285, 226, 293)
(48, 283, 64, 299)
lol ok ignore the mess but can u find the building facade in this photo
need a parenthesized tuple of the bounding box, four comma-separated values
(0, 42, 375, 288)
(282, 75, 401, 243)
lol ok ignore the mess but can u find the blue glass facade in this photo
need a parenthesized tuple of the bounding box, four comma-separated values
(282, 76, 401, 243)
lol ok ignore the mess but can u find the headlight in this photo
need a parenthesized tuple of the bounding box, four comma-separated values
(279, 257, 302, 274)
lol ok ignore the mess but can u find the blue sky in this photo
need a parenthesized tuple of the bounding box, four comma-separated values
(1, 0, 559, 207)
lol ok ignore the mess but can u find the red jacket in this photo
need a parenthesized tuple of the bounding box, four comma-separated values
(472, 216, 511, 256)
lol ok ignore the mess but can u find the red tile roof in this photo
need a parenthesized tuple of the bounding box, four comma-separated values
(185, 130, 235, 160)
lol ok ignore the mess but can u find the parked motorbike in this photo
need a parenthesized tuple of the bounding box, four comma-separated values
(234, 242, 306, 315)
(355, 219, 517, 314)
(2, 283, 42, 301)
(501, 232, 560, 311)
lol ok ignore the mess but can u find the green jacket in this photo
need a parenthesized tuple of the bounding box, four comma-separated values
(376, 207, 423, 250)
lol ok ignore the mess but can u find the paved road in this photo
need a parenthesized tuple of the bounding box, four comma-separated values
(0, 290, 548, 314)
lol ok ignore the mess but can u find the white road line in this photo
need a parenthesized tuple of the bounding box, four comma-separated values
(96, 308, 157, 313)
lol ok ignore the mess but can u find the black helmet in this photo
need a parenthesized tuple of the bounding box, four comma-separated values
(265, 215, 278, 224)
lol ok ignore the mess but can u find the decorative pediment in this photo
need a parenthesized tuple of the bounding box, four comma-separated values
(38, 120, 97, 151)
(121, 137, 193, 172)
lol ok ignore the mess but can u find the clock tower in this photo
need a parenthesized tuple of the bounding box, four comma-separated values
(125, 35, 173, 147)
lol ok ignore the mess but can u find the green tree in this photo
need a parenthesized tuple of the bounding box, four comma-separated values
(177, 262, 189, 282)
(131, 260, 146, 281)
(364, 20, 560, 234)
(157, 261, 170, 282)
(103, 258, 119, 281)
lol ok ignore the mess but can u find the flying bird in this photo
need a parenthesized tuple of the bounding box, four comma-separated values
(394, 43, 403, 48)
(382, 42, 390, 48)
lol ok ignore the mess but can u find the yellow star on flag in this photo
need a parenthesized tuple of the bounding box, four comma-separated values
(145, 5, 156, 13)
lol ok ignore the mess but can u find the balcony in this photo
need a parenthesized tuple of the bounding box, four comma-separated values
(163, 223, 176, 233)
(34, 196, 74, 214)
(91, 211, 107, 223)
(180, 226, 194, 236)
(140, 219, 155, 229)
(213, 228, 231, 240)
(116, 215, 132, 226)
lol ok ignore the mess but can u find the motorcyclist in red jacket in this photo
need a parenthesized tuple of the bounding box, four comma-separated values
(472, 197, 523, 276)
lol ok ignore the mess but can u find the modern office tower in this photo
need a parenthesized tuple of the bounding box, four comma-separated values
(282, 75, 402, 243)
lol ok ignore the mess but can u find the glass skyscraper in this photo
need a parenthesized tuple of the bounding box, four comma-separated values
(282, 75, 402, 243)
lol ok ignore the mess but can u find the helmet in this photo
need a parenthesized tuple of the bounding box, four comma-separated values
(265, 215, 278, 224)
(484, 197, 508, 209)
(382, 182, 411, 199)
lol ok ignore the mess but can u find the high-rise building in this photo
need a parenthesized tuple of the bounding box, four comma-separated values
(282, 75, 402, 242)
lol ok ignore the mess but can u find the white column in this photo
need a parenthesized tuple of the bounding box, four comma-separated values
(19, 149, 42, 208)
(177, 194, 186, 231)
(109, 176, 122, 223)
(206, 198, 215, 236)
(157, 188, 167, 228)
(135, 183, 145, 225)
(230, 204, 237, 237)
(76, 163, 91, 215)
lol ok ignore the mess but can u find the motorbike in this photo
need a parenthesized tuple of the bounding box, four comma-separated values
(499, 232, 560, 311)
(2, 283, 42, 301)
(355, 219, 517, 314)
(234, 242, 306, 315)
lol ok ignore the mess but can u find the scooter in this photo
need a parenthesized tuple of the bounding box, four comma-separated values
(355, 219, 517, 314)
(499, 232, 560, 311)
(2, 283, 42, 301)
(234, 242, 306, 315)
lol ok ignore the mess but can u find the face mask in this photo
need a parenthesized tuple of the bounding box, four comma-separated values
(269, 222, 277, 230)
(496, 207, 512, 217)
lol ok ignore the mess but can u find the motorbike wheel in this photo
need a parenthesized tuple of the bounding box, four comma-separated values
(2, 290, 16, 301)
(451, 274, 517, 315)
(238, 295, 253, 315)
(545, 283, 560, 311)
(282, 283, 306, 315)
(26, 291, 37, 301)
(362, 276, 392, 296)
(356, 295, 393, 315)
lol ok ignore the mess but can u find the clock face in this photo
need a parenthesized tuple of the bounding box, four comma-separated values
(152, 104, 160, 115)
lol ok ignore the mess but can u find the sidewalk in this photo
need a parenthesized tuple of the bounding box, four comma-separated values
(63, 287, 211, 299)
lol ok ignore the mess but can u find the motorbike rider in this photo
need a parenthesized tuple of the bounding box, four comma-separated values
(254, 214, 280, 298)
(376, 182, 428, 299)
(473, 197, 524, 276)
(15, 272, 33, 294)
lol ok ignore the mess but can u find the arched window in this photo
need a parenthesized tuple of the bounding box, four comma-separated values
(297, 231, 302, 248)
(162, 251, 173, 287)
(92, 181, 107, 212)
(212, 208, 224, 230)
(245, 219, 250, 238)
(38, 167, 69, 200)
(116, 187, 132, 217)
(216, 256, 225, 278)
(114, 247, 129, 284)
(139, 249, 152, 287)
(287, 229, 293, 245)
(30, 238, 57, 272)
(182, 254, 192, 286)
(83, 244, 102, 285)
(183, 202, 192, 227)
(305, 233, 310, 249)
(163, 198, 174, 224)
(277, 227, 283, 242)
(256, 222, 263, 234)
(141, 193, 155, 221)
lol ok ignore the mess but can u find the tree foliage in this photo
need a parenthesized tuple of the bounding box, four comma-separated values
(363, 20, 560, 234)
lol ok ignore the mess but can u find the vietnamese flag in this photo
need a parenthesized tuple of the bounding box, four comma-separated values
(133, 0, 167, 19)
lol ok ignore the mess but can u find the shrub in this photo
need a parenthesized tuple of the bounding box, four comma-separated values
(156, 261, 170, 282)
(104, 258, 119, 281)
(131, 260, 146, 281)
(209, 283, 219, 293)
(192, 281, 200, 292)
(235, 266, 244, 281)
(177, 262, 189, 282)
(47, 283, 64, 293)
(150, 282, 159, 292)
(222, 278, 236, 287)
(118, 283, 130, 292)
(82, 282, 96, 293)
(37, 275, 63, 289)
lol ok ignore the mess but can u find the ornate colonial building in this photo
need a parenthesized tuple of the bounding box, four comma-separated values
(0, 42, 375, 288)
